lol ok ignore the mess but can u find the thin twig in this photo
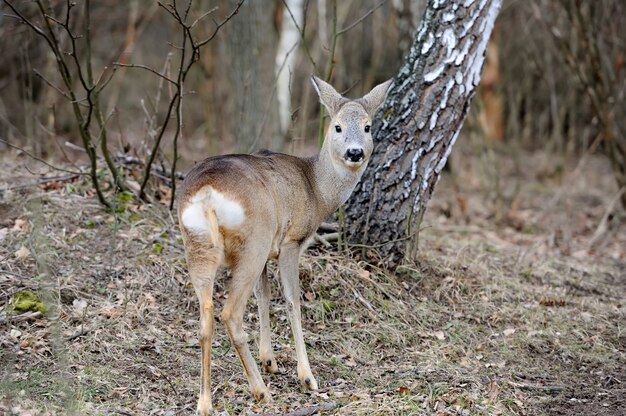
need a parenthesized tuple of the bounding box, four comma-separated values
(0, 311, 43, 323)
(196, 0, 246, 47)
(281, 0, 318, 70)
(33, 69, 74, 102)
(190, 6, 218, 28)
(250, 401, 336, 416)
(319, 222, 339, 232)
(42, 174, 80, 184)
(337, 0, 386, 36)
(112, 63, 177, 85)
(588, 186, 625, 251)
(0, 139, 85, 175)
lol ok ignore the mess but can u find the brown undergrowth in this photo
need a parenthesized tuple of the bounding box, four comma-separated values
(0, 145, 624, 415)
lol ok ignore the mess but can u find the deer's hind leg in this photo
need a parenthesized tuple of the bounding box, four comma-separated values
(254, 265, 279, 374)
(183, 232, 222, 416)
(221, 242, 272, 403)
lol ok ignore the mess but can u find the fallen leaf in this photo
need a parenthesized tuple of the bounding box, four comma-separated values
(100, 305, 122, 318)
(12, 218, 29, 233)
(434, 331, 446, 340)
(503, 328, 516, 337)
(15, 245, 31, 260)
(72, 298, 88, 316)
(487, 380, 500, 403)
(345, 357, 357, 367)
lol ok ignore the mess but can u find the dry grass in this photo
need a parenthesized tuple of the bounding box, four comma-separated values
(0, 144, 624, 416)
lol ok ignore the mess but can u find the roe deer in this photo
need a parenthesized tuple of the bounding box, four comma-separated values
(177, 76, 391, 415)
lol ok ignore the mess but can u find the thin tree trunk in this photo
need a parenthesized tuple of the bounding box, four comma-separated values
(275, 0, 304, 137)
(346, 0, 502, 266)
(225, 0, 280, 152)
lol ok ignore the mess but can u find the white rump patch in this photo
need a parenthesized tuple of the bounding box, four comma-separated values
(181, 187, 245, 234)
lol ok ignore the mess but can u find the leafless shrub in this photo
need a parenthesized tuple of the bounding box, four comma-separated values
(2, 0, 243, 209)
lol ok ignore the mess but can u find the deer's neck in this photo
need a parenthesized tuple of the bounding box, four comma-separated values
(310, 145, 366, 218)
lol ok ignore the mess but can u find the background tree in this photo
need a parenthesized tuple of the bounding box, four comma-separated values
(346, 0, 502, 266)
(224, 0, 281, 152)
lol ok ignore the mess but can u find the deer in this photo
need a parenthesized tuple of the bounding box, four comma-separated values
(177, 76, 392, 415)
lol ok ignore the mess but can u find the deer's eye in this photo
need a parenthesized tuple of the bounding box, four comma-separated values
(364, 125, 371, 133)
(335, 125, 342, 133)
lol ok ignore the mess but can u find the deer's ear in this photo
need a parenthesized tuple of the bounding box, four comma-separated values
(359, 79, 393, 117)
(311, 76, 345, 116)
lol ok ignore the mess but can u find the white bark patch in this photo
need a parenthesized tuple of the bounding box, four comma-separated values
(422, 32, 435, 54)
(424, 65, 444, 83)
(455, 70, 464, 85)
(429, 111, 439, 131)
(461, 5, 481, 37)
(455, 38, 472, 66)
(435, 130, 461, 174)
(465, 0, 498, 92)
(442, 28, 458, 63)
(181, 187, 245, 234)
(440, 79, 455, 109)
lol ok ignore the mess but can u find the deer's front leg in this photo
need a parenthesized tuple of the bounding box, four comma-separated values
(254, 265, 279, 373)
(278, 243, 318, 390)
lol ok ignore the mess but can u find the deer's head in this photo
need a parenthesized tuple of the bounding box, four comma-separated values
(312, 76, 392, 173)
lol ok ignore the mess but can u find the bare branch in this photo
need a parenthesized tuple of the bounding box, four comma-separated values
(15, 0, 111, 208)
(0, 139, 85, 176)
(33, 69, 73, 101)
(196, 0, 246, 47)
(182, 0, 193, 21)
(112, 63, 177, 85)
(95, 66, 118, 94)
(2, 1, 56, 49)
(337, 0, 386, 36)
(139, 92, 179, 198)
(191, 6, 219, 28)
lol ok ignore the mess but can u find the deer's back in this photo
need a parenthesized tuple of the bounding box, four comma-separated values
(178, 151, 323, 257)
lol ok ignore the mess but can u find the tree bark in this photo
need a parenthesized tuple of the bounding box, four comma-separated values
(224, 0, 280, 152)
(346, 0, 502, 266)
(275, 0, 304, 137)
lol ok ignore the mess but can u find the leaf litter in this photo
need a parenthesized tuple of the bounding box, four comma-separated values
(0, 145, 624, 415)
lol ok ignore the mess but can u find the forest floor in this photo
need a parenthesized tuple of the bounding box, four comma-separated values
(0, 143, 624, 416)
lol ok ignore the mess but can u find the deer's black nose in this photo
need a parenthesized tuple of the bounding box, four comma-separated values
(345, 148, 364, 162)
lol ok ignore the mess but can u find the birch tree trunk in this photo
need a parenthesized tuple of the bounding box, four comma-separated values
(275, 0, 304, 137)
(346, 0, 502, 266)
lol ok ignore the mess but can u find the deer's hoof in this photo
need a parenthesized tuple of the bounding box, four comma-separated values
(262, 356, 279, 374)
(196, 396, 213, 416)
(253, 387, 272, 403)
(300, 374, 319, 391)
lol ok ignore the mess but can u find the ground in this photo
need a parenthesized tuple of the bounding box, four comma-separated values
(0, 143, 624, 416)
